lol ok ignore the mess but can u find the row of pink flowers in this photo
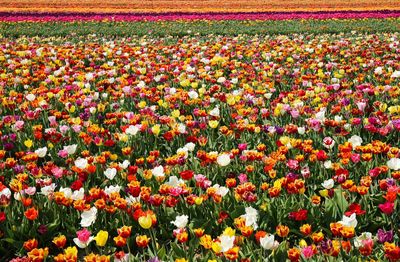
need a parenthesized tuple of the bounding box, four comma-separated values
(0, 10, 399, 22)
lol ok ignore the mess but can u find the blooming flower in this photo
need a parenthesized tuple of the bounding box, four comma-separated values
(354, 232, 373, 248)
(63, 144, 77, 155)
(80, 207, 97, 227)
(152, 165, 165, 178)
(348, 135, 362, 149)
(260, 234, 275, 250)
(339, 213, 358, 228)
(73, 228, 93, 248)
(93, 230, 108, 246)
(219, 235, 235, 253)
(378, 202, 394, 215)
(104, 168, 117, 180)
(34, 147, 47, 158)
(74, 158, 88, 169)
(217, 154, 231, 167)
(321, 179, 334, 189)
(138, 215, 153, 229)
(241, 207, 258, 229)
(387, 158, 400, 171)
(171, 215, 189, 229)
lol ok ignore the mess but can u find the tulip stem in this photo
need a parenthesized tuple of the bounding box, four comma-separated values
(121, 214, 132, 255)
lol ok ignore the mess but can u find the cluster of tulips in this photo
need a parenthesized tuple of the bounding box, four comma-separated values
(0, 32, 399, 261)
(0, 10, 399, 22)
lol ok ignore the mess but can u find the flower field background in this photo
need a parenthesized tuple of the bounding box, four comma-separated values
(1, 0, 400, 13)
(1, 1, 400, 262)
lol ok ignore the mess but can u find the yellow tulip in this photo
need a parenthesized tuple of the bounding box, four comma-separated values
(209, 120, 219, 129)
(195, 197, 203, 205)
(298, 240, 307, 248)
(24, 139, 33, 148)
(138, 101, 147, 108)
(138, 215, 152, 229)
(94, 230, 108, 247)
(151, 125, 161, 136)
(222, 227, 235, 237)
(319, 189, 329, 197)
(171, 110, 180, 118)
(211, 242, 222, 253)
(64, 246, 78, 257)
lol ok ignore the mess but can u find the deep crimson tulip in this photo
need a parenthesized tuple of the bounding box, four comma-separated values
(179, 170, 194, 180)
(345, 203, 366, 216)
(379, 202, 394, 215)
(289, 209, 308, 221)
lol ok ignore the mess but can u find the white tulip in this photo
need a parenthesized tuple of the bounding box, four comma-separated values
(220, 235, 235, 253)
(26, 94, 36, 101)
(59, 187, 72, 199)
(72, 188, 85, 201)
(321, 179, 334, 189)
(104, 185, 121, 196)
(339, 213, 358, 228)
(41, 183, 56, 196)
(391, 71, 400, 78)
(323, 161, 332, 169)
(241, 207, 258, 229)
(184, 142, 195, 152)
(63, 144, 77, 155)
(212, 184, 229, 197)
(260, 234, 275, 250)
(348, 135, 362, 149)
(217, 154, 231, 167)
(0, 188, 11, 198)
(104, 168, 117, 180)
(80, 207, 97, 227)
(297, 126, 306, 135)
(35, 147, 47, 158)
(209, 107, 220, 117)
(152, 165, 165, 178)
(374, 67, 383, 75)
(387, 158, 400, 171)
(171, 215, 189, 229)
(119, 160, 130, 169)
(178, 123, 186, 134)
(165, 176, 184, 187)
(74, 158, 88, 169)
(125, 125, 140, 136)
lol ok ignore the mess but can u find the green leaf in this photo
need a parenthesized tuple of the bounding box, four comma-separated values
(272, 240, 288, 262)
(1, 238, 16, 244)
(157, 246, 166, 259)
(171, 242, 185, 258)
(324, 198, 337, 220)
(230, 205, 245, 218)
(333, 189, 349, 215)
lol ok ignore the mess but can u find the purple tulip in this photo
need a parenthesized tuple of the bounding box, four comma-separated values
(37, 224, 48, 235)
(3, 142, 14, 151)
(377, 229, 393, 243)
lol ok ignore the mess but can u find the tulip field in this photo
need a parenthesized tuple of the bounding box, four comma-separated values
(1, 3, 400, 262)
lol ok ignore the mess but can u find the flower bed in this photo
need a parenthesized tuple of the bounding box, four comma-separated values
(1, 11, 400, 22)
(1, 0, 400, 13)
(0, 32, 400, 261)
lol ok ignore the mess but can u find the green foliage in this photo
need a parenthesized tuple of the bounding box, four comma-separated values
(0, 18, 399, 37)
